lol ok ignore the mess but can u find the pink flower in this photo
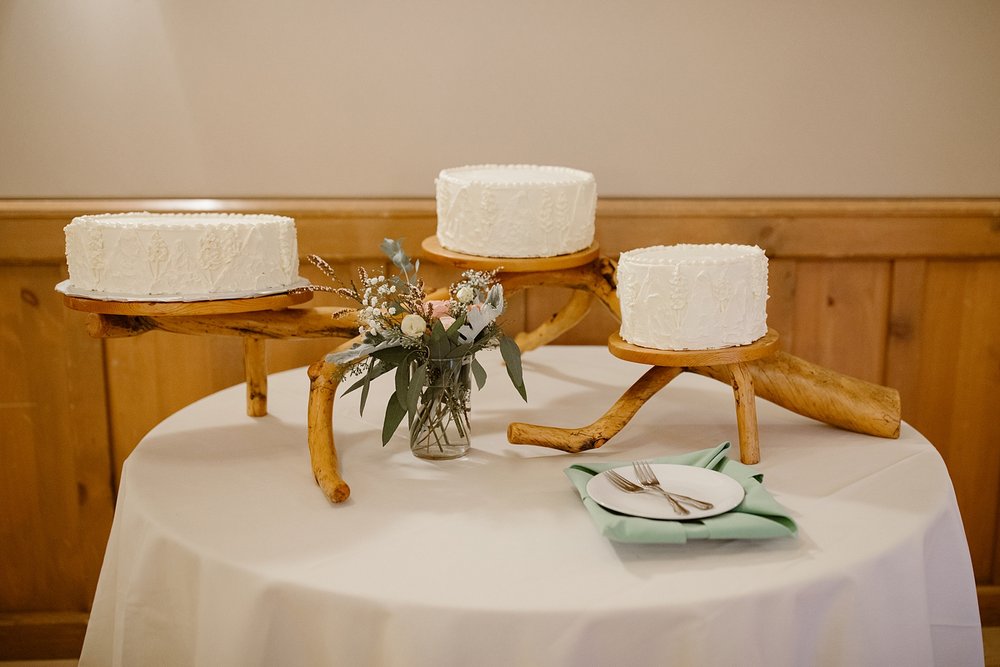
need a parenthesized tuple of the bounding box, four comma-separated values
(426, 300, 452, 319)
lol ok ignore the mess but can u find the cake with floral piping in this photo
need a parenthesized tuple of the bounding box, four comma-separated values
(617, 243, 769, 350)
(435, 164, 597, 258)
(63, 212, 300, 298)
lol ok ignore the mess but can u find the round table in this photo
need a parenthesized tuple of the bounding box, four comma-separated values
(80, 346, 983, 666)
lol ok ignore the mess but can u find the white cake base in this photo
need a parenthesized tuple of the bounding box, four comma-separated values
(617, 244, 769, 350)
(435, 164, 596, 258)
(64, 212, 301, 297)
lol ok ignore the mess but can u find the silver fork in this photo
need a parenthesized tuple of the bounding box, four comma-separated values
(605, 469, 690, 516)
(632, 460, 715, 511)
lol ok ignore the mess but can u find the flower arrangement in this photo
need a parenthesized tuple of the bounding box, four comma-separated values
(310, 239, 526, 453)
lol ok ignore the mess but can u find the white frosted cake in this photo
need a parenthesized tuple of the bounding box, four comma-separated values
(435, 164, 597, 258)
(63, 212, 300, 297)
(617, 244, 769, 350)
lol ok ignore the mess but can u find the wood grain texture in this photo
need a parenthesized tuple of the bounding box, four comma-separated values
(421, 236, 601, 272)
(0, 266, 113, 614)
(903, 260, 1000, 582)
(104, 331, 246, 481)
(0, 611, 88, 659)
(608, 330, 780, 367)
(788, 260, 891, 384)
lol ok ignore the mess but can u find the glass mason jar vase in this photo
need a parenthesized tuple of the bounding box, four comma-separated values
(409, 356, 473, 460)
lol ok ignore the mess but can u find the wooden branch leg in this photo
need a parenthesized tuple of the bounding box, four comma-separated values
(514, 291, 594, 353)
(507, 366, 682, 452)
(690, 351, 901, 439)
(307, 357, 351, 503)
(244, 337, 268, 417)
(727, 362, 760, 464)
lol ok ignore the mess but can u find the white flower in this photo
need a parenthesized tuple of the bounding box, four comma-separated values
(456, 286, 475, 303)
(400, 313, 427, 337)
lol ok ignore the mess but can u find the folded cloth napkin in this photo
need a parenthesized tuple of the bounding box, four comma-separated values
(564, 442, 797, 544)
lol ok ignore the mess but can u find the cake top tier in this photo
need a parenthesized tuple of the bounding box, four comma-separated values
(437, 164, 594, 188)
(66, 212, 294, 230)
(620, 243, 765, 266)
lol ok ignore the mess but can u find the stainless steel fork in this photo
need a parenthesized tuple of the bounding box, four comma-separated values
(604, 469, 690, 516)
(632, 460, 715, 511)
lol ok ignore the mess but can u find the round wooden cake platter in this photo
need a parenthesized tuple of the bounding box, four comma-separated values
(608, 329, 780, 367)
(61, 289, 313, 316)
(421, 236, 600, 272)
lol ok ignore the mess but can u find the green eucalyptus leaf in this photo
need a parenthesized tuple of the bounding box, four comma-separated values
(380, 238, 401, 261)
(447, 343, 473, 359)
(471, 357, 487, 390)
(395, 359, 410, 408)
(371, 346, 410, 366)
(380, 238, 414, 276)
(446, 311, 468, 342)
(499, 335, 527, 401)
(407, 362, 426, 425)
(382, 391, 407, 445)
(428, 319, 451, 359)
(360, 359, 374, 415)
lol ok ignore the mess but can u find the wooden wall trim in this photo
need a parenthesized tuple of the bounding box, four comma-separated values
(0, 612, 87, 660)
(978, 585, 1000, 626)
(2, 198, 998, 263)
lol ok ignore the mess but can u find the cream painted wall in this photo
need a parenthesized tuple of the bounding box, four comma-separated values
(1, 1, 998, 198)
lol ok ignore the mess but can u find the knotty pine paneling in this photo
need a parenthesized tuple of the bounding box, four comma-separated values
(902, 260, 1000, 580)
(787, 260, 892, 385)
(0, 265, 113, 614)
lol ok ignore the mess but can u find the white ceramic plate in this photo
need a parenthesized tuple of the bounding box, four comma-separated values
(586, 464, 746, 520)
(55, 278, 310, 303)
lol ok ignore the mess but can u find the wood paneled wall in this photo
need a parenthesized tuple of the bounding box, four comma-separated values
(1, 198, 998, 658)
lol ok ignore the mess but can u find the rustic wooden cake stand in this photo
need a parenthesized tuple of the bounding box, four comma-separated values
(61, 245, 903, 506)
(419, 237, 615, 351)
(62, 290, 314, 417)
(512, 330, 780, 465)
(315, 240, 899, 500)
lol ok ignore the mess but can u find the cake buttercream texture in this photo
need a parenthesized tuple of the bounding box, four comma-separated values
(617, 244, 768, 350)
(64, 212, 300, 296)
(435, 164, 596, 258)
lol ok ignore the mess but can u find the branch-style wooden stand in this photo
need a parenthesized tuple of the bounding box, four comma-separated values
(61, 241, 903, 506)
(62, 290, 317, 417)
(600, 330, 781, 464)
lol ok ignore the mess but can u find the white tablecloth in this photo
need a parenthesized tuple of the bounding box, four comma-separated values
(81, 346, 983, 666)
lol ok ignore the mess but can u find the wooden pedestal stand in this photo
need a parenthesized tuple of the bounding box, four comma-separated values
(594, 331, 779, 465)
(62, 290, 314, 417)
(62, 242, 904, 506)
(309, 237, 900, 502)
(419, 237, 612, 351)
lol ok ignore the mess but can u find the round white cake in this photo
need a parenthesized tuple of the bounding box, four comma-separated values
(617, 244, 769, 350)
(435, 164, 597, 258)
(63, 212, 300, 298)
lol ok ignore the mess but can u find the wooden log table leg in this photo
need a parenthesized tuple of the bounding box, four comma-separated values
(507, 366, 683, 452)
(514, 291, 595, 353)
(727, 362, 760, 464)
(243, 336, 268, 417)
(307, 354, 352, 503)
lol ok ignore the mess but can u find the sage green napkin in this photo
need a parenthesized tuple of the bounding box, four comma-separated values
(564, 442, 797, 544)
